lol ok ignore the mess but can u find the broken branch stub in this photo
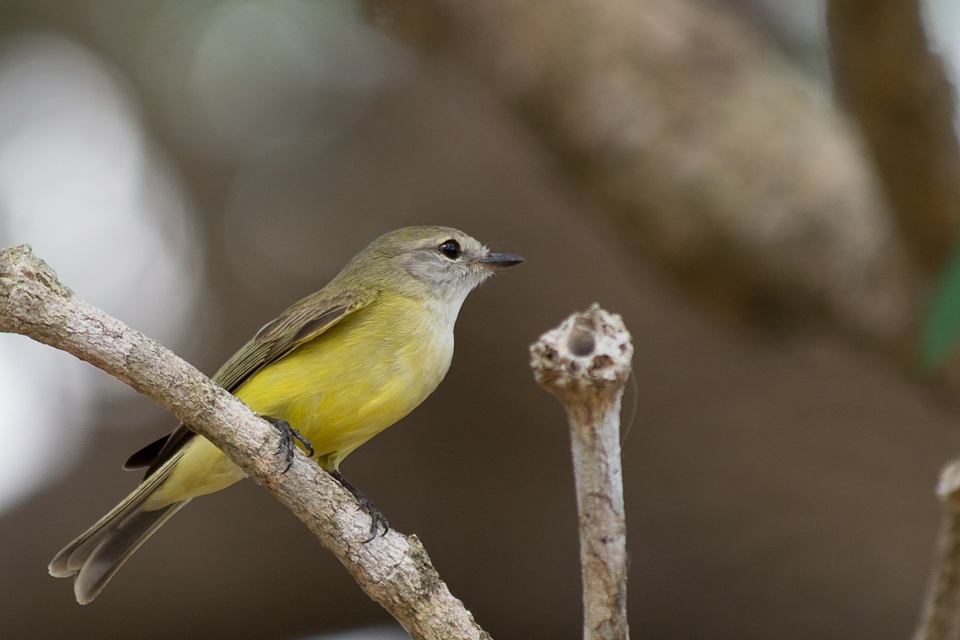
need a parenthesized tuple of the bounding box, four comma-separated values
(530, 305, 633, 640)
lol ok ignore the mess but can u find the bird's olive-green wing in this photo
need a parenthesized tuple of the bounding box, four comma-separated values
(209, 289, 372, 392)
(125, 288, 375, 475)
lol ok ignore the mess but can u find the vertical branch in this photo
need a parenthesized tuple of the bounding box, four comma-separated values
(914, 461, 960, 640)
(530, 305, 633, 640)
(827, 0, 960, 273)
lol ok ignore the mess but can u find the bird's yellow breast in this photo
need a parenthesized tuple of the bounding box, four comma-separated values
(237, 294, 454, 462)
(146, 294, 454, 508)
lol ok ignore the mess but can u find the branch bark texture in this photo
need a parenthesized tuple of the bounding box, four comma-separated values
(0, 244, 489, 640)
(531, 305, 632, 640)
(375, 0, 920, 344)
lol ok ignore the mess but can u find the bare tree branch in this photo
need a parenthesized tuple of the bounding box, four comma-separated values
(913, 460, 960, 640)
(0, 244, 489, 640)
(531, 306, 632, 640)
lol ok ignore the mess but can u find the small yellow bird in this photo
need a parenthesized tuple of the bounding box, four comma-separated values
(49, 226, 522, 604)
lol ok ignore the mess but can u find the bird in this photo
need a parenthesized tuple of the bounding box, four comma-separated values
(49, 225, 523, 604)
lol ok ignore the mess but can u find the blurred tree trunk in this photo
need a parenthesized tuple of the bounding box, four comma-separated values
(828, 0, 960, 276)
(373, 0, 925, 350)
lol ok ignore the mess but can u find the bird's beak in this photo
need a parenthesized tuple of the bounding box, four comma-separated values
(477, 252, 524, 270)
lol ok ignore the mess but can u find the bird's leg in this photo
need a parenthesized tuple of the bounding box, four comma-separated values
(330, 470, 389, 542)
(260, 415, 314, 473)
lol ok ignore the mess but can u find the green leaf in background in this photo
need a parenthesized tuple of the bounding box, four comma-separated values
(920, 245, 960, 371)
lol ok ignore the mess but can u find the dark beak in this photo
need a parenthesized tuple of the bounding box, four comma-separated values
(477, 252, 524, 270)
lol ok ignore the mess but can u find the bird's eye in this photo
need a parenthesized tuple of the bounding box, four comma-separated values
(438, 239, 462, 260)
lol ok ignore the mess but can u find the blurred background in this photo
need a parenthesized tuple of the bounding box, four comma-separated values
(1, 0, 960, 638)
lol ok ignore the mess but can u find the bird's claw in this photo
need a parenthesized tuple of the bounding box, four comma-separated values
(331, 470, 390, 542)
(261, 416, 314, 473)
(357, 497, 390, 543)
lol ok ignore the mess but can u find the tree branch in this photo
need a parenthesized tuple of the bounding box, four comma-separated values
(913, 460, 960, 640)
(531, 305, 632, 640)
(0, 244, 489, 640)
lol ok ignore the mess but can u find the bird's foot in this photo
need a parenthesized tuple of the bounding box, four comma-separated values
(331, 470, 390, 542)
(261, 415, 314, 472)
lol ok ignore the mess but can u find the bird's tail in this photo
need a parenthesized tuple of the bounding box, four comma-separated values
(48, 450, 188, 604)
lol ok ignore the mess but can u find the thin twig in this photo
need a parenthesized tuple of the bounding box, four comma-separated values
(530, 305, 632, 640)
(914, 460, 960, 640)
(0, 244, 489, 640)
